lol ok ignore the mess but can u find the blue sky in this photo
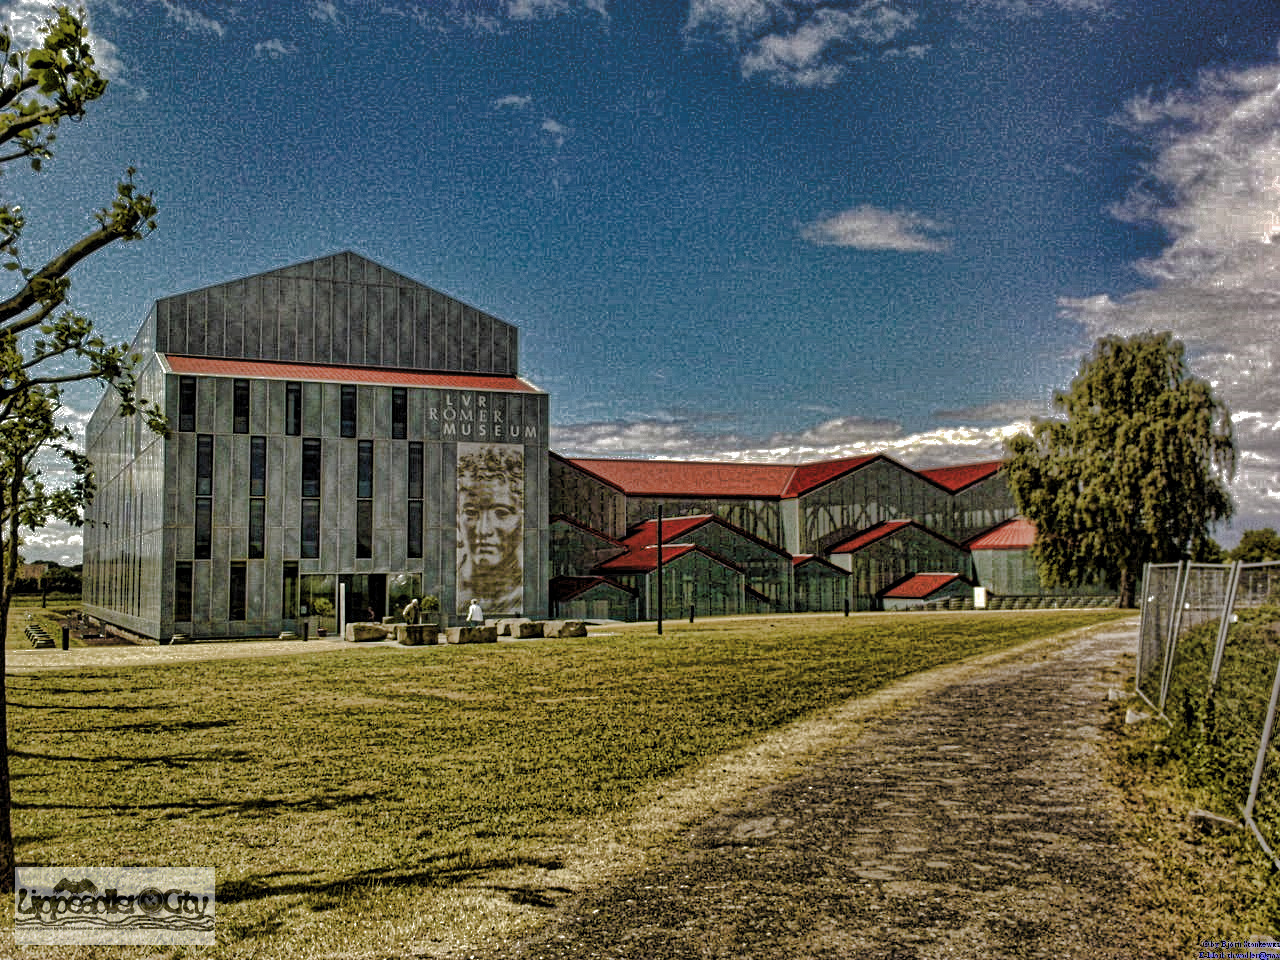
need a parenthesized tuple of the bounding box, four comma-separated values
(5, 0, 1280, 561)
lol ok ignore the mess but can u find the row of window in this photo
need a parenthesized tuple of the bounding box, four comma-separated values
(190, 434, 425, 561)
(178, 376, 411, 439)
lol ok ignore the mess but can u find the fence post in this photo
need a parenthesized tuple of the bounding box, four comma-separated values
(1209, 560, 1242, 690)
(1157, 561, 1186, 713)
(1241, 650, 1280, 871)
(1137, 562, 1151, 685)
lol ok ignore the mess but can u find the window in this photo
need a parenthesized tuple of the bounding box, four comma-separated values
(391, 387, 407, 439)
(407, 442, 423, 499)
(341, 385, 357, 438)
(301, 439, 321, 497)
(248, 498, 265, 559)
(179, 376, 197, 432)
(357, 440, 373, 499)
(229, 562, 247, 620)
(233, 379, 250, 434)
(196, 435, 213, 496)
(407, 441, 423, 558)
(301, 499, 320, 559)
(282, 561, 299, 619)
(407, 500, 423, 559)
(285, 382, 302, 436)
(174, 562, 193, 621)
(195, 499, 212, 559)
(250, 436, 266, 497)
(356, 500, 373, 559)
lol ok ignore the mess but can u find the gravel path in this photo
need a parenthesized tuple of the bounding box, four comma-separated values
(474, 621, 1154, 959)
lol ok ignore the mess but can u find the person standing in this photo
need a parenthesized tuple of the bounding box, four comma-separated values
(466, 598, 483, 628)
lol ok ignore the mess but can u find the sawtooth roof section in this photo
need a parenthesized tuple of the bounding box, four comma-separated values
(162, 355, 542, 393)
(549, 515, 626, 548)
(919, 460, 1004, 493)
(550, 575, 636, 603)
(881, 573, 966, 599)
(967, 517, 1037, 550)
(793, 554, 848, 573)
(826, 520, 916, 554)
(566, 454, 881, 500)
(597, 543, 709, 574)
(620, 514, 790, 558)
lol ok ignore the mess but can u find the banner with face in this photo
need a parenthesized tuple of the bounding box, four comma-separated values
(456, 442, 524, 615)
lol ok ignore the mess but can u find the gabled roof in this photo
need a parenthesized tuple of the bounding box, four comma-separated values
(597, 543, 742, 574)
(881, 573, 968, 599)
(827, 519, 916, 554)
(549, 515, 625, 548)
(618, 513, 789, 558)
(162, 355, 541, 393)
(793, 554, 848, 574)
(565, 454, 882, 500)
(919, 460, 1004, 493)
(550, 575, 636, 603)
(967, 517, 1036, 550)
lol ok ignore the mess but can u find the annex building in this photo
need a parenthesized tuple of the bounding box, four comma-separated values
(83, 253, 1111, 642)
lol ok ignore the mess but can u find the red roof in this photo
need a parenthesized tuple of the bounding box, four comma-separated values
(919, 460, 1003, 492)
(566, 454, 879, 500)
(827, 520, 915, 554)
(967, 517, 1036, 550)
(621, 515, 715, 548)
(162, 355, 542, 393)
(882, 573, 965, 599)
(596, 543, 701, 573)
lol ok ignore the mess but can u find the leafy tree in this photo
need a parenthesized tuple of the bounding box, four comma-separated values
(1004, 331, 1235, 608)
(0, 6, 163, 891)
(1227, 528, 1280, 563)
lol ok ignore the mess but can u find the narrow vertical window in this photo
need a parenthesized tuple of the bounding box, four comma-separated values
(407, 442, 423, 499)
(407, 441, 423, 559)
(301, 439, 321, 498)
(233, 379, 250, 434)
(391, 387, 407, 439)
(301, 499, 320, 558)
(282, 561, 299, 619)
(179, 376, 197, 432)
(285, 382, 302, 436)
(248, 498, 265, 559)
(174, 561, 193, 621)
(196, 434, 214, 496)
(341, 385, 357, 438)
(357, 440, 373, 499)
(195, 499, 212, 559)
(229, 562, 247, 620)
(356, 500, 373, 559)
(407, 500, 423, 559)
(250, 436, 267, 497)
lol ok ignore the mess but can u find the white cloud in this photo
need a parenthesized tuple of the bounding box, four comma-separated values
(541, 117, 569, 147)
(310, 0, 342, 25)
(253, 38, 298, 59)
(1058, 54, 1280, 542)
(958, 0, 1109, 18)
(687, 0, 920, 87)
(493, 94, 533, 109)
(159, 0, 225, 37)
(2, 0, 126, 78)
(507, 0, 607, 20)
(801, 205, 951, 252)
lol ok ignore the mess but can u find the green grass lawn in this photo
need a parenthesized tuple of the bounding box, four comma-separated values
(1, 610, 1125, 958)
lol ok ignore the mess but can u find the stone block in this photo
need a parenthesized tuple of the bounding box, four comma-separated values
(496, 618, 542, 638)
(542, 620, 587, 638)
(396, 624, 436, 646)
(446, 626, 498, 644)
(346, 622, 391, 643)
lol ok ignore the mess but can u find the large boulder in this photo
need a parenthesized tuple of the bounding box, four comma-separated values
(446, 626, 498, 644)
(346, 622, 391, 643)
(542, 620, 587, 638)
(396, 624, 437, 646)
(497, 618, 543, 639)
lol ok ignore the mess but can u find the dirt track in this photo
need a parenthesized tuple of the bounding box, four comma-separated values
(467, 620, 1164, 959)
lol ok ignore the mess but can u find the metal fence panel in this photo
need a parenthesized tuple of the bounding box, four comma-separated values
(1137, 563, 1182, 709)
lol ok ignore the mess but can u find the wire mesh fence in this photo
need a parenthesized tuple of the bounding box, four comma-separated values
(1137, 559, 1280, 870)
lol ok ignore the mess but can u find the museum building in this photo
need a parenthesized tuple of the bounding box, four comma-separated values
(82, 253, 1111, 642)
(81, 252, 550, 641)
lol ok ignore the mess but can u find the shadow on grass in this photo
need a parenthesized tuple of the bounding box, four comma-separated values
(219, 853, 568, 907)
(10, 747, 254, 768)
(12, 787, 382, 817)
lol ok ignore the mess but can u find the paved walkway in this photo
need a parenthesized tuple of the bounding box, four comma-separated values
(476, 622, 1156, 959)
